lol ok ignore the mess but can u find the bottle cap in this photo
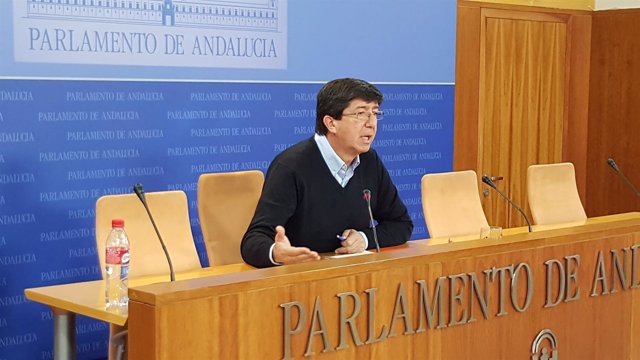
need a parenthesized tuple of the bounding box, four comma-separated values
(112, 219, 125, 228)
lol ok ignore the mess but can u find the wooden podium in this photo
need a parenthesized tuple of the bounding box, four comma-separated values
(128, 213, 640, 359)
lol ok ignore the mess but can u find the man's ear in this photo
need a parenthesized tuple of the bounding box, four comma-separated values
(324, 115, 338, 134)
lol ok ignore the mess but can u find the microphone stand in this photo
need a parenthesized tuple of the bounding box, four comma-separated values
(608, 158, 640, 198)
(482, 176, 533, 232)
(362, 189, 381, 253)
(133, 183, 175, 281)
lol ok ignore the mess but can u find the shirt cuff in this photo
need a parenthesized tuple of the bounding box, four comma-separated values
(269, 243, 282, 266)
(358, 231, 369, 250)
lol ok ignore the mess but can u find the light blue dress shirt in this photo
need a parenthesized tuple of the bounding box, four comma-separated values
(314, 133, 360, 187)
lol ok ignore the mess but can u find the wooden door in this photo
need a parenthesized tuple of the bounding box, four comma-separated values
(478, 9, 567, 227)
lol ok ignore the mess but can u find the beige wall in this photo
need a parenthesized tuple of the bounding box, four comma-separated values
(595, 0, 640, 9)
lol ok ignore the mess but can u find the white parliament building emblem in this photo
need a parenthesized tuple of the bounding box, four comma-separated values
(25, 0, 279, 30)
(531, 328, 558, 360)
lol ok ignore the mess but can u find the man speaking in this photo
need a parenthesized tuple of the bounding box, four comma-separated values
(241, 78, 413, 268)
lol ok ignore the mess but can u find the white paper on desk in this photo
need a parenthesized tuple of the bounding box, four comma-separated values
(325, 251, 374, 259)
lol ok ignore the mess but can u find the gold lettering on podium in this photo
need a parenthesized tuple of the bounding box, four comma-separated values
(364, 288, 388, 344)
(544, 259, 564, 308)
(448, 273, 468, 326)
(565, 255, 581, 302)
(304, 297, 333, 356)
(416, 277, 446, 331)
(304, 296, 333, 356)
(610, 248, 630, 293)
(276, 245, 640, 359)
(468, 270, 491, 323)
(491, 265, 514, 317)
(544, 255, 581, 308)
(511, 262, 533, 313)
(632, 244, 640, 289)
(388, 282, 414, 337)
(335, 291, 364, 350)
(280, 301, 306, 360)
(591, 251, 611, 296)
(591, 246, 640, 297)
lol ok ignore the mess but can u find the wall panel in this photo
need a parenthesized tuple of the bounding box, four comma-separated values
(455, 1, 591, 228)
(586, 9, 640, 215)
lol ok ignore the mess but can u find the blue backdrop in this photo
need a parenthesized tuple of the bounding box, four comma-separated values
(0, 1, 456, 359)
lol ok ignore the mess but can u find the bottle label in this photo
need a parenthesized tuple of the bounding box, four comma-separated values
(121, 264, 129, 280)
(106, 247, 129, 265)
(121, 252, 130, 265)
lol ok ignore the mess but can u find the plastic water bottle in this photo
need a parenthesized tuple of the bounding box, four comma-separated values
(105, 219, 130, 313)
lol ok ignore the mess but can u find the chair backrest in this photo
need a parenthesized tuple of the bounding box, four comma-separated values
(197, 170, 264, 266)
(527, 162, 587, 225)
(95, 190, 201, 279)
(421, 170, 489, 238)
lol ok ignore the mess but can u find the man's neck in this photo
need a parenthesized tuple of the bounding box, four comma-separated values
(325, 135, 356, 166)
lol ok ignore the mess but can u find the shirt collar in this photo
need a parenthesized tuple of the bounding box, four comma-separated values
(314, 133, 360, 176)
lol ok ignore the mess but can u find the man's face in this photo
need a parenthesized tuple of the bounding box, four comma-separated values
(327, 99, 380, 163)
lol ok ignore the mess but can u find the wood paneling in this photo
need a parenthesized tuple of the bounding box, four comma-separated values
(586, 9, 640, 215)
(128, 214, 640, 359)
(128, 302, 156, 360)
(455, 1, 592, 228)
(563, 14, 592, 202)
(465, 0, 595, 11)
(455, 1, 639, 224)
(479, 10, 567, 227)
(453, 5, 481, 171)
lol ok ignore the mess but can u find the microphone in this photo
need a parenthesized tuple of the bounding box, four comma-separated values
(607, 158, 640, 197)
(481, 175, 533, 232)
(133, 183, 175, 281)
(362, 189, 381, 253)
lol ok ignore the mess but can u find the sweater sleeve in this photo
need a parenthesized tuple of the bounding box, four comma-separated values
(361, 153, 413, 249)
(241, 161, 298, 268)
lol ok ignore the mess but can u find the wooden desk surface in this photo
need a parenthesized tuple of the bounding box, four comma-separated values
(25, 212, 639, 327)
(417, 212, 640, 246)
(129, 212, 640, 305)
(24, 262, 253, 326)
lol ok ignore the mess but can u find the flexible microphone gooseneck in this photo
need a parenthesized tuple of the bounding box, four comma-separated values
(607, 158, 640, 198)
(481, 175, 533, 233)
(362, 189, 381, 253)
(133, 183, 175, 282)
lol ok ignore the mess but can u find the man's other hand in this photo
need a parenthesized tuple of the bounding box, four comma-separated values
(335, 229, 365, 254)
(273, 225, 321, 265)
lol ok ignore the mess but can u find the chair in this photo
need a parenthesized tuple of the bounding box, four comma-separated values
(96, 190, 201, 279)
(527, 162, 587, 225)
(95, 190, 201, 360)
(421, 170, 489, 238)
(197, 170, 264, 266)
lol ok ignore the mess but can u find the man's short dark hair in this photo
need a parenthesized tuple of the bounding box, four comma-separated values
(315, 78, 384, 135)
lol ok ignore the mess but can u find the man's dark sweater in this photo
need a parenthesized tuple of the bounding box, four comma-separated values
(241, 137, 413, 268)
